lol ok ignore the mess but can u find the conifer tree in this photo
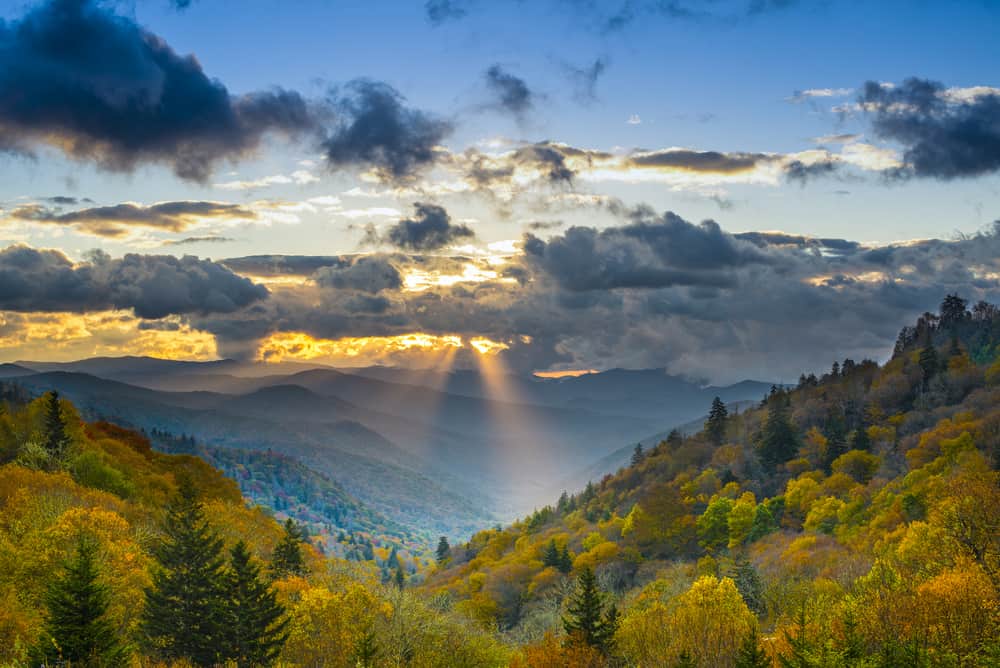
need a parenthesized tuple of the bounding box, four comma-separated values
(735, 627, 770, 668)
(141, 478, 228, 666)
(757, 392, 799, 472)
(270, 518, 307, 578)
(562, 567, 615, 652)
(33, 536, 129, 667)
(731, 556, 765, 614)
(777, 605, 816, 668)
(918, 345, 940, 390)
(705, 396, 729, 446)
(42, 390, 69, 460)
(631, 443, 644, 467)
(352, 625, 379, 668)
(557, 544, 573, 574)
(542, 539, 560, 569)
(435, 536, 450, 564)
(224, 541, 289, 667)
(675, 649, 697, 667)
(394, 563, 406, 589)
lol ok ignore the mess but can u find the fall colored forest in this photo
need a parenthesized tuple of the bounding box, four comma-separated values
(1, 295, 999, 667)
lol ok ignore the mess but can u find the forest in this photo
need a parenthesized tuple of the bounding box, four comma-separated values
(0, 294, 998, 666)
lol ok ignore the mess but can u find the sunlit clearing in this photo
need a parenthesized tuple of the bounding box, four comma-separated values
(534, 369, 598, 378)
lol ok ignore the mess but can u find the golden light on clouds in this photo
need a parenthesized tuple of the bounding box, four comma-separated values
(402, 263, 517, 292)
(533, 369, 598, 378)
(0, 311, 217, 361)
(256, 331, 510, 365)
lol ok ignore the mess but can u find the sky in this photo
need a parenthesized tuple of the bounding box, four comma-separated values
(0, 0, 999, 382)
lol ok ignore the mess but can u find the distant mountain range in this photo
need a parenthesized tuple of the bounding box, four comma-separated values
(0, 357, 775, 537)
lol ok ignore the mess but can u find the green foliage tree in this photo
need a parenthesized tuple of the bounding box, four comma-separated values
(562, 567, 616, 653)
(631, 443, 645, 467)
(735, 627, 770, 668)
(919, 345, 940, 390)
(757, 392, 798, 472)
(706, 397, 729, 446)
(270, 518, 307, 578)
(557, 544, 573, 573)
(436, 535, 450, 564)
(42, 390, 69, 460)
(32, 536, 129, 667)
(141, 478, 229, 666)
(224, 541, 289, 666)
(542, 539, 560, 569)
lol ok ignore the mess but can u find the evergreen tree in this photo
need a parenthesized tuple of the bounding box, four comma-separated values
(666, 429, 683, 450)
(435, 536, 450, 564)
(777, 605, 815, 668)
(731, 556, 765, 615)
(270, 518, 307, 578)
(224, 541, 289, 667)
(542, 539, 560, 569)
(939, 293, 968, 328)
(918, 345, 940, 391)
(562, 567, 615, 652)
(735, 627, 770, 668)
(141, 478, 229, 666)
(631, 443, 644, 467)
(705, 396, 729, 446)
(823, 410, 848, 471)
(32, 536, 129, 667)
(756, 392, 799, 472)
(352, 625, 379, 668)
(394, 563, 406, 589)
(556, 490, 570, 513)
(557, 544, 573, 574)
(42, 390, 69, 460)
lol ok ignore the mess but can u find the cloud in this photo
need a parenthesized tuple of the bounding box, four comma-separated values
(6, 200, 257, 238)
(564, 58, 607, 104)
(381, 203, 475, 251)
(524, 208, 770, 291)
(626, 149, 771, 174)
(313, 255, 403, 293)
(321, 80, 452, 183)
(784, 158, 840, 184)
(214, 170, 320, 191)
(425, 0, 467, 25)
(0, 245, 268, 318)
(484, 65, 534, 118)
(162, 235, 237, 246)
(859, 77, 1000, 179)
(0, 0, 319, 182)
(788, 87, 853, 103)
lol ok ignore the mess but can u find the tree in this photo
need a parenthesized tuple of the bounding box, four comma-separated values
(939, 293, 968, 328)
(270, 518, 307, 578)
(666, 429, 684, 450)
(735, 627, 770, 668)
(32, 536, 129, 667)
(436, 536, 450, 564)
(631, 443, 645, 467)
(731, 556, 765, 615)
(918, 345, 940, 390)
(675, 650, 697, 668)
(756, 392, 798, 473)
(224, 541, 289, 666)
(563, 567, 616, 652)
(142, 478, 229, 666)
(557, 544, 573, 574)
(394, 563, 406, 589)
(706, 397, 729, 446)
(42, 390, 69, 460)
(542, 539, 561, 569)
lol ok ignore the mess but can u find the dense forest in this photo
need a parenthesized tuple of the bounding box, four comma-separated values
(1, 295, 999, 666)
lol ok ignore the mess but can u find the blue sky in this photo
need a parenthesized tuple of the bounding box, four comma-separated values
(0, 0, 999, 378)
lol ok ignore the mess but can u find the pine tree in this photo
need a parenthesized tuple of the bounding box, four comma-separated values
(141, 478, 229, 666)
(394, 563, 406, 589)
(562, 567, 615, 652)
(270, 518, 307, 578)
(557, 544, 573, 574)
(32, 536, 129, 667)
(735, 627, 770, 668)
(224, 541, 289, 666)
(705, 396, 729, 446)
(757, 392, 799, 472)
(731, 556, 765, 615)
(631, 443, 644, 467)
(777, 605, 815, 668)
(42, 390, 69, 460)
(435, 536, 450, 564)
(352, 625, 379, 668)
(918, 345, 940, 391)
(542, 539, 560, 569)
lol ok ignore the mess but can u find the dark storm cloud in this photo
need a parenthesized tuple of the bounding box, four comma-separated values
(627, 149, 771, 173)
(484, 65, 534, 118)
(0, 245, 268, 318)
(859, 78, 1000, 180)
(313, 255, 403, 293)
(383, 203, 474, 251)
(222, 255, 347, 277)
(8, 201, 256, 237)
(321, 80, 453, 183)
(524, 209, 770, 291)
(0, 0, 319, 182)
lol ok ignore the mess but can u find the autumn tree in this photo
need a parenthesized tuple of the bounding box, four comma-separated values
(224, 541, 289, 666)
(141, 478, 229, 665)
(32, 536, 129, 667)
(706, 397, 729, 446)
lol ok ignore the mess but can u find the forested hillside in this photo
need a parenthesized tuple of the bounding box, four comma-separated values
(1, 296, 999, 667)
(423, 295, 1000, 666)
